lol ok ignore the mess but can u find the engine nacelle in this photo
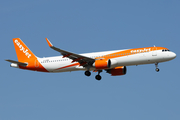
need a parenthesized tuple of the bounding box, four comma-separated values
(93, 59, 118, 70)
(107, 66, 127, 76)
(93, 59, 110, 69)
(108, 59, 118, 68)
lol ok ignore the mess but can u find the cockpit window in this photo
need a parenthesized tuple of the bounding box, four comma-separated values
(162, 49, 170, 52)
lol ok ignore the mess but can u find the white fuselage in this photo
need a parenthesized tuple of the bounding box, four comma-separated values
(37, 49, 176, 73)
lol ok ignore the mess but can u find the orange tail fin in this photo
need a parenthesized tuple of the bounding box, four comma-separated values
(12, 38, 37, 62)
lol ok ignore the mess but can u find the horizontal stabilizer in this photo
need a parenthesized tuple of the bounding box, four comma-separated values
(5, 59, 27, 66)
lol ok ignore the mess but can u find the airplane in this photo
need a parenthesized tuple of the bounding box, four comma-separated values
(6, 38, 176, 80)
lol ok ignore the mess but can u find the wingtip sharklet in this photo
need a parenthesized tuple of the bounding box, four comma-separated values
(45, 38, 53, 47)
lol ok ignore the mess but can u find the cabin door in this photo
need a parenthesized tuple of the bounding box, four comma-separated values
(35, 59, 39, 68)
(152, 48, 157, 56)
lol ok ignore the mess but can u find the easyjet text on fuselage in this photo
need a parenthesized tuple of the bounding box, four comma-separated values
(131, 48, 151, 53)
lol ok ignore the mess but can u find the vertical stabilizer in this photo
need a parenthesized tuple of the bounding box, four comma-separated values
(12, 38, 36, 62)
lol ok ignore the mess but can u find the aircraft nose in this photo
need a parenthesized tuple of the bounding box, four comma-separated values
(170, 52, 176, 59)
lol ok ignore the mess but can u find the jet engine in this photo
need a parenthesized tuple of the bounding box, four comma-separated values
(93, 59, 118, 69)
(107, 66, 127, 76)
(93, 59, 110, 69)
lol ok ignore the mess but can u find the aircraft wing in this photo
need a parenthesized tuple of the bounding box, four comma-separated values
(5, 59, 28, 66)
(45, 38, 95, 66)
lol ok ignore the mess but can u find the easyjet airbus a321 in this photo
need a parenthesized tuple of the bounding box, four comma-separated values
(6, 38, 176, 80)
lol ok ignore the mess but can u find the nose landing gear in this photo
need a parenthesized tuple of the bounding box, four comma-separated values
(155, 63, 160, 72)
(156, 68, 160, 72)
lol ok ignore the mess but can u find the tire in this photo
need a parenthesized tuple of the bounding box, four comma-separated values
(95, 75, 102, 80)
(85, 71, 91, 76)
(155, 68, 160, 72)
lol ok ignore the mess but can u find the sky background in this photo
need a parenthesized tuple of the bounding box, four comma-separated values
(1, 0, 180, 120)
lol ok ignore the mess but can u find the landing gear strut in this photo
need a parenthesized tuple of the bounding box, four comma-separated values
(85, 71, 91, 76)
(95, 70, 102, 80)
(155, 63, 160, 72)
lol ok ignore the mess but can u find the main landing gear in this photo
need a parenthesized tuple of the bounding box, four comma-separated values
(95, 70, 102, 81)
(155, 63, 160, 72)
(85, 71, 91, 76)
(84, 70, 102, 80)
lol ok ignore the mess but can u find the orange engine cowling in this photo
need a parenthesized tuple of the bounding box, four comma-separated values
(93, 59, 110, 69)
(93, 59, 119, 70)
(107, 66, 127, 76)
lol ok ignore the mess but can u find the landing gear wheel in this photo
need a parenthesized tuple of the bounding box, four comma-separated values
(95, 75, 102, 80)
(156, 68, 160, 72)
(85, 71, 91, 76)
(155, 63, 160, 72)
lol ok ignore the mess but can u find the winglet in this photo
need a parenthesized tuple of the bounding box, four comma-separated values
(45, 38, 53, 47)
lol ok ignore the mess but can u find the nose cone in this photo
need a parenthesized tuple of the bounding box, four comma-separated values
(170, 52, 176, 60)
